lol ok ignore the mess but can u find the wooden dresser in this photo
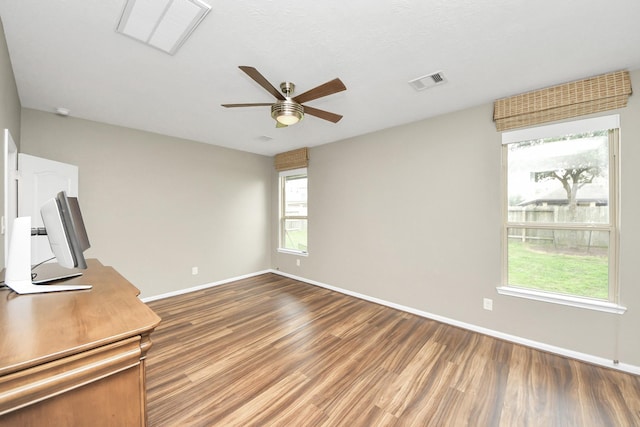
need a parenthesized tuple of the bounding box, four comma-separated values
(0, 259, 161, 426)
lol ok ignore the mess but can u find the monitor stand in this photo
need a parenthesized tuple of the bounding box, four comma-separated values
(32, 263, 83, 283)
(5, 280, 92, 295)
(4, 217, 92, 294)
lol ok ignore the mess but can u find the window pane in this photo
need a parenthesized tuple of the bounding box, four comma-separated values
(507, 228, 609, 299)
(507, 132, 609, 224)
(284, 175, 307, 216)
(282, 219, 307, 252)
(281, 171, 307, 252)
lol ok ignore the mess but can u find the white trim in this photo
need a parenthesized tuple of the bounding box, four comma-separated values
(496, 286, 627, 314)
(501, 114, 620, 144)
(278, 167, 307, 178)
(270, 270, 639, 375)
(277, 248, 308, 256)
(140, 269, 271, 302)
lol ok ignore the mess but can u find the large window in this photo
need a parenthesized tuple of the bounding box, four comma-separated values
(279, 168, 307, 254)
(499, 115, 623, 312)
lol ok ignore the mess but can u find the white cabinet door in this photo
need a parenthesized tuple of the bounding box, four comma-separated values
(17, 153, 78, 264)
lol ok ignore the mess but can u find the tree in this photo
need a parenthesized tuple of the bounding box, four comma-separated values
(532, 131, 607, 221)
(532, 132, 608, 249)
(535, 166, 600, 220)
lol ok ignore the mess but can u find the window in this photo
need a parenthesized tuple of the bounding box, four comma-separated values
(499, 115, 624, 313)
(279, 168, 307, 254)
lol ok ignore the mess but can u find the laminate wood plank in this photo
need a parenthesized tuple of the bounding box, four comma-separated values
(146, 273, 640, 426)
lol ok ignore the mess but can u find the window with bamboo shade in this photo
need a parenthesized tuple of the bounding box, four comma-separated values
(493, 70, 632, 132)
(274, 147, 309, 171)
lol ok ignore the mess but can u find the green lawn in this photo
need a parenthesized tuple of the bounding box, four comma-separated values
(508, 241, 608, 299)
(283, 229, 307, 252)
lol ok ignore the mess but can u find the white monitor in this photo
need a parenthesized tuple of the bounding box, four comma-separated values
(3, 191, 92, 294)
(40, 192, 90, 269)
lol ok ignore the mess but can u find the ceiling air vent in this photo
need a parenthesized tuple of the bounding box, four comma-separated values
(408, 71, 447, 91)
(116, 0, 211, 55)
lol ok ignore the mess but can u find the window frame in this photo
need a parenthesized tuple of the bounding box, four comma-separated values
(278, 167, 308, 256)
(497, 115, 625, 314)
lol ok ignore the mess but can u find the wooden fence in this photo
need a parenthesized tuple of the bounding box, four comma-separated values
(507, 206, 609, 250)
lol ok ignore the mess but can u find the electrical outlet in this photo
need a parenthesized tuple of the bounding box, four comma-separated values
(296, 259, 301, 267)
(483, 298, 493, 311)
(192, 266, 198, 275)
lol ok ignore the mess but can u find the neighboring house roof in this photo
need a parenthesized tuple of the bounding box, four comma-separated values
(518, 184, 608, 206)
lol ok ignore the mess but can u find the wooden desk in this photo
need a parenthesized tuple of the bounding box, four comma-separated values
(0, 259, 161, 426)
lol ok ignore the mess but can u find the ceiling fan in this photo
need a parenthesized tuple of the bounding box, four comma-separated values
(221, 66, 346, 128)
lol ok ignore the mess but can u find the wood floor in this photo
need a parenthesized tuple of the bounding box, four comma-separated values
(145, 273, 640, 426)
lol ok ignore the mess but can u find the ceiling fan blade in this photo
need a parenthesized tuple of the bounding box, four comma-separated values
(239, 66, 286, 101)
(221, 103, 272, 108)
(303, 105, 343, 123)
(293, 78, 346, 104)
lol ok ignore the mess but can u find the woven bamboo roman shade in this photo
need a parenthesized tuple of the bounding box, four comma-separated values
(274, 147, 309, 171)
(493, 70, 632, 132)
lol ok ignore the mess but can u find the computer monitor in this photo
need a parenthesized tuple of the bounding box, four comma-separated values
(40, 191, 91, 269)
(4, 191, 92, 294)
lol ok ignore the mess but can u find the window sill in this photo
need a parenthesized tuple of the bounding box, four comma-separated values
(277, 248, 308, 256)
(496, 286, 626, 314)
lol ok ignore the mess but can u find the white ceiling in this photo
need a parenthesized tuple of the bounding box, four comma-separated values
(1, 0, 640, 156)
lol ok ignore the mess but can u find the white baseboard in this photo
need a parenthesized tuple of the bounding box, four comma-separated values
(271, 269, 640, 376)
(140, 270, 272, 303)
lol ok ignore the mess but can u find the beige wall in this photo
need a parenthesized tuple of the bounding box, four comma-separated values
(0, 17, 22, 268)
(20, 109, 272, 298)
(273, 69, 640, 367)
(0, 18, 20, 143)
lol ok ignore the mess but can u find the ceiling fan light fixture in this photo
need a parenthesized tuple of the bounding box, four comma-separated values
(222, 67, 345, 126)
(271, 100, 304, 126)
